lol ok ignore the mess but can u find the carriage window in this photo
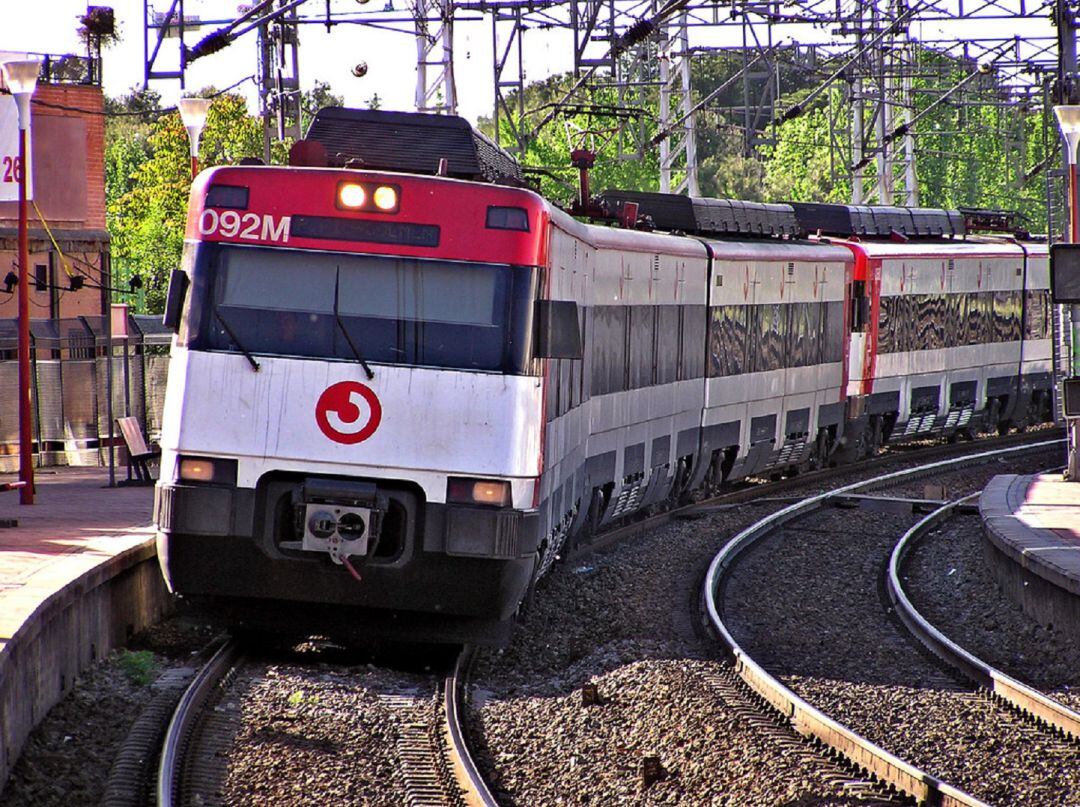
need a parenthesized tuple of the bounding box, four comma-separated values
(992, 291, 1022, 342)
(590, 305, 627, 395)
(821, 301, 845, 363)
(680, 305, 708, 380)
(708, 305, 747, 377)
(189, 243, 536, 373)
(1024, 289, 1050, 340)
(628, 306, 656, 390)
(786, 303, 821, 368)
(338, 258, 499, 326)
(748, 303, 785, 373)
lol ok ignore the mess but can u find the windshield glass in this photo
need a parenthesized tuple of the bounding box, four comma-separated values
(185, 243, 537, 373)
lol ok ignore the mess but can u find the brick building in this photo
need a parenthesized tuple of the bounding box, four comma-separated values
(0, 64, 109, 322)
(0, 55, 133, 471)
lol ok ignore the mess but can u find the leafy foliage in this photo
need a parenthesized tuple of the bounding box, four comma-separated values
(759, 87, 851, 203)
(479, 46, 1050, 232)
(107, 92, 287, 312)
(480, 72, 662, 204)
(116, 650, 156, 686)
(300, 81, 345, 134)
(102, 49, 1052, 314)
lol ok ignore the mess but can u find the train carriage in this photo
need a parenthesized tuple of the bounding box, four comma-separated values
(155, 162, 555, 643)
(837, 237, 1053, 451)
(535, 213, 711, 573)
(153, 109, 1055, 645)
(700, 238, 852, 482)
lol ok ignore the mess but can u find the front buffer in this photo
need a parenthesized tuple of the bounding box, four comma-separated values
(154, 473, 540, 645)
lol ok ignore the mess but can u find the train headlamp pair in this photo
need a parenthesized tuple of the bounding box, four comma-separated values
(337, 182, 399, 213)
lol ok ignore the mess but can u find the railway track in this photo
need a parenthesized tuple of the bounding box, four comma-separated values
(462, 430, 1067, 804)
(705, 438, 1078, 806)
(155, 640, 496, 807)
(889, 494, 1080, 741)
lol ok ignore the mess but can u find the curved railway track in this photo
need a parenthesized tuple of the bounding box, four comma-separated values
(156, 640, 496, 807)
(704, 438, 1073, 806)
(91, 429, 1066, 807)
(888, 493, 1080, 742)
(460, 430, 1067, 805)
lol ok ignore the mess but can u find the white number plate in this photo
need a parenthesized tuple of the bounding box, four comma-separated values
(198, 209, 291, 243)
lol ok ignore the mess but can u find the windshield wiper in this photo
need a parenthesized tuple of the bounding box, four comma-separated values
(214, 309, 260, 372)
(334, 275, 374, 380)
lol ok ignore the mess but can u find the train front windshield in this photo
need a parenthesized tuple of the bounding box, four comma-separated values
(183, 244, 537, 373)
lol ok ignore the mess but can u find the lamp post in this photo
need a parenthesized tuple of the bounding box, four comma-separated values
(1054, 105, 1080, 480)
(2, 56, 40, 505)
(178, 97, 212, 179)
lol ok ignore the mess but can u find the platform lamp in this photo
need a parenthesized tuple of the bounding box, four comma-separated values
(1053, 105, 1080, 480)
(2, 56, 41, 505)
(178, 97, 213, 179)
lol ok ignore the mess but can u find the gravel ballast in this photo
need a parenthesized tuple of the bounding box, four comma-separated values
(469, 498, 897, 805)
(2, 438, 1060, 805)
(722, 447, 1075, 806)
(903, 511, 1080, 709)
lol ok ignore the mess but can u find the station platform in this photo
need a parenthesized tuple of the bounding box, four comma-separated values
(0, 467, 171, 793)
(980, 473, 1080, 637)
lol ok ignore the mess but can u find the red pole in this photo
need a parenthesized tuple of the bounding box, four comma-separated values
(191, 155, 198, 180)
(1069, 161, 1080, 243)
(17, 126, 34, 504)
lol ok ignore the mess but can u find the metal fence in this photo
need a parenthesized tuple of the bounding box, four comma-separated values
(0, 315, 171, 472)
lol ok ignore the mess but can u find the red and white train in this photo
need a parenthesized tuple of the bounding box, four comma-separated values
(153, 109, 1053, 643)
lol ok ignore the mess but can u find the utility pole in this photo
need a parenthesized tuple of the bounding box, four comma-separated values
(658, 13, 699, 196)
(415, 0, 457, 113)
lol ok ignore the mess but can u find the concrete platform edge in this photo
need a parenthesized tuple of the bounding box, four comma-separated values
(0, 534, 174, 795)
(980, 475, 1080, 638)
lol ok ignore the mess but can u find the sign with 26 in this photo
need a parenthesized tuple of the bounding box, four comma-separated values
(0, 96, 33, 203)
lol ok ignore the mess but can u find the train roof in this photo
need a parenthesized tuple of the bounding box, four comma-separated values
(592, 191, 1033, 244)
(305, 107, 523, 187)
(791, 202, 966, 239)
(598, 190, 801, 238)
(827, 234, 1044, 259)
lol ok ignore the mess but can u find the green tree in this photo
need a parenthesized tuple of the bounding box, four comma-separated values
(480, 72, 662, 203)
(759, 86, 851, 203)
(754, 47, 1050, 226)
(105, 87, 163, 310)
(108, 92, 286, 312)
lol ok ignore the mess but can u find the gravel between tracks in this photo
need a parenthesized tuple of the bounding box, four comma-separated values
(903, 511, 1080, 711)
(211, 659, 431, 805)
(470, 496, 893, 805)
(723, 447, 1076, 806)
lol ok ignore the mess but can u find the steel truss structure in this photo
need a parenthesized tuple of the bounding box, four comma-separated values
(142, 0, 1077, 209)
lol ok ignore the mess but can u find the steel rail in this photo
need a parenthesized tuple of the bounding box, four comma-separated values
(887, 490, 1080, 741)
(445, 646, 500, 807)
(703, 438, 1061, 807)
(157, 638, 241, 807)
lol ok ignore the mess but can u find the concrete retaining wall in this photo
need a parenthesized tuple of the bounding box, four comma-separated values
(0, 538, 173, 793)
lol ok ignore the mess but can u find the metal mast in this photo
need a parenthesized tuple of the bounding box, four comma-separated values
(658, 13, 699, 195)
(414, 0, 457, 114)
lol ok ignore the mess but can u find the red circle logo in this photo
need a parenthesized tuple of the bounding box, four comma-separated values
(315, 381, 382, 444)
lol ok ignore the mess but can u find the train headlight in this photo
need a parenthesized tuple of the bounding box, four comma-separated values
(338, 183, 367, 209)
(373, 185, 398, 211)
(336, 181, 400, 213)
(447, 477, 512, 507)
(177, 455, 238, 486)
